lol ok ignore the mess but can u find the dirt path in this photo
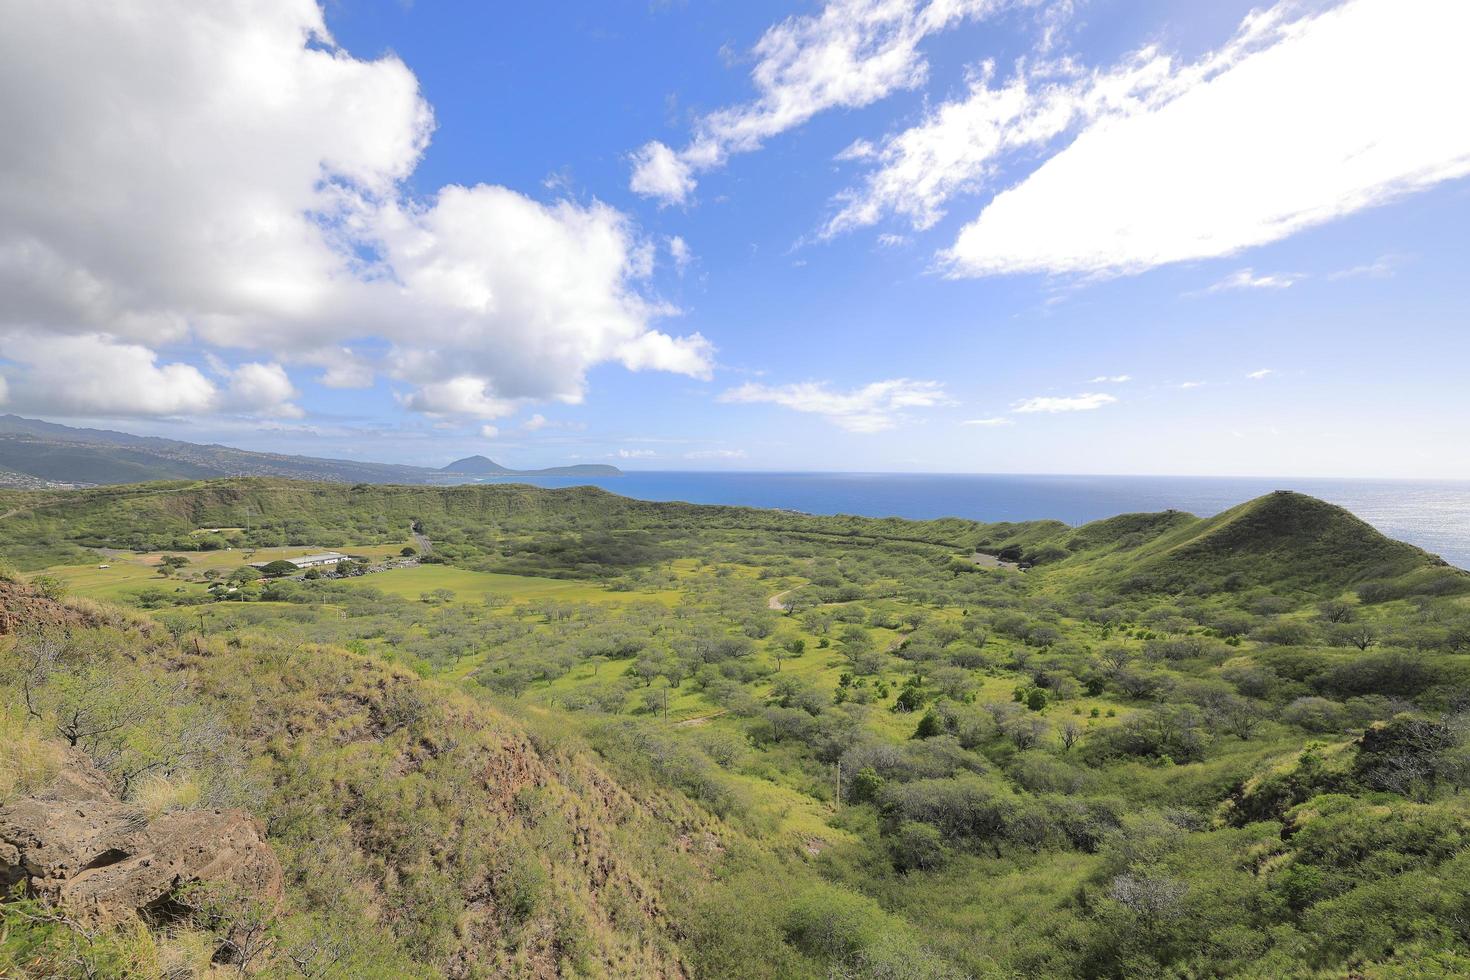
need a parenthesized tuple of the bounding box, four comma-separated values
(767, 588, 792, 611)
(968, 552, 1019, 571)
(674, 709, 727, 728)
(411, 522, 433, 557)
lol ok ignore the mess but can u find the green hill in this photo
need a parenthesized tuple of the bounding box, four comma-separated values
(1060, 491, 1450, 598)
(5, 481, 1470, 977)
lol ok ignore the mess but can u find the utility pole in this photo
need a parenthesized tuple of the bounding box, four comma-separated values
(834, 760, 842, 807)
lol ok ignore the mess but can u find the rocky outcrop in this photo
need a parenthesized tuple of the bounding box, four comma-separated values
(0, 579, 89, 635)
(0, 751, 282, 925)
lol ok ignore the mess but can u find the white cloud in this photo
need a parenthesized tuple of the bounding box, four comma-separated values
(401, 378, 515, 419)
(824, 31, 1246, 238)
(614, 329, 715, 378)
(518, 413, 584, 433)
(617, 448, 657, 459)
(1177, 380, 1206, 389)
(1203, 268, 1300, 292)
(685, 448, 748, 459)
(224, 362, 303, 418)
(721, 377, 951, 432)
(0, 374, 8, 405)
(1, 332, 218, 416)
(1246, 368, 1275, 380)
(2, 334, 307, 418)
(299, 347, 376, 389)
(1327, 254, 1402, 280)
(667, 235, 693, 274)
(0, 0, 710, 419)
(1088, 374, 1132, 383)
(1011, 391, 1116, 413)
(629, 0, 1009, 204)
(480, 425, 500, 439)
(629, 141, 696, 205)
(941, 0, 1470, 277)
(961, 416, 1014, 426)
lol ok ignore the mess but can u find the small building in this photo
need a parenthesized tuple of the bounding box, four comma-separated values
(248, 551, 351, 572)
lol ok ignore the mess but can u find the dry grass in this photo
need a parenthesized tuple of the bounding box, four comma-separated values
(133, 772, 203, 818)
(0, 708, 64, 803)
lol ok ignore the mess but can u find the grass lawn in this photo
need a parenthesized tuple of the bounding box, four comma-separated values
(31, 543, 412, 602)
(351, 563, 681, 606)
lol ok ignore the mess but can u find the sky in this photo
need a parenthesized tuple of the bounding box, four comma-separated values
(0, 0, 1467, 477)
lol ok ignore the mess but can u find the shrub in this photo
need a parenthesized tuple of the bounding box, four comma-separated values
(890, 820, 951, 872)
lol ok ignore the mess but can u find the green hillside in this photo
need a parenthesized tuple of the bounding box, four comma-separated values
(4, 480, 1470, 977)
(1043, 491, 1453, 599)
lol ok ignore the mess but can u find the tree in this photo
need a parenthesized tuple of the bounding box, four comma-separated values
(1060, 718, 1085, 751)
(912, 710, 942, 740)
(849, 766, 886, 803)
(1332, 622, 1378, 651)
(183, 881, 278, 976)
(400, 545, 417, 557)
(779, 590, 807, 616)
(890, 821, 950, 872)
(259, 559, 298, 578)
(1099, 646, 1133, 676)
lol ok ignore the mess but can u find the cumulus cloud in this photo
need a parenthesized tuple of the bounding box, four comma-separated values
(298, 347, 376, 390)
(223, 362, 303, 418)
(721, 378, 951, 432)
(617, 448, 657, 459)
(1088, 374, 1132, 383)
(1, 333, 218, 416)
(1011, 391, 1116, 413)
(941, 0, 1470, 277)
(0, 0, 710, 420)
(480, 425, 500, 439)
(400, 378, 516, 419)
(629, 0, 1009, 204)
(961, 416, 1013, 426)
(630, 142, 697, 205)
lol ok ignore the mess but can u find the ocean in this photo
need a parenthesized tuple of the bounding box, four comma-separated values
(464, 471, 1470, 570)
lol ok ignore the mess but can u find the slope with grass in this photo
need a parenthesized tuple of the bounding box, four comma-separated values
(1049, 491, 1453, 598)
(5, 481, 1470, 977)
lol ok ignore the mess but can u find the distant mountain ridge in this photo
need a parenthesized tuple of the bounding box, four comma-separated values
(0, 415, 621, 487)
(440, 454, 618, 478)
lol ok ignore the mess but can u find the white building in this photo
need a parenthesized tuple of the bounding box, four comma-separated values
(249, 551, 352, 571)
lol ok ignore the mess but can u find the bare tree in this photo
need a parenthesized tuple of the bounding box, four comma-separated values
(185, 882, 277, 977)
(1060, 718, 1085, 751)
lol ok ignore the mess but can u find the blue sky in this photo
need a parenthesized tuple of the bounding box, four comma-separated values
(1, 0, 1467, 476)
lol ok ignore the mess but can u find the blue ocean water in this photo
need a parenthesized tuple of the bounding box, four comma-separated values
(473, 472, 1470, 570)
